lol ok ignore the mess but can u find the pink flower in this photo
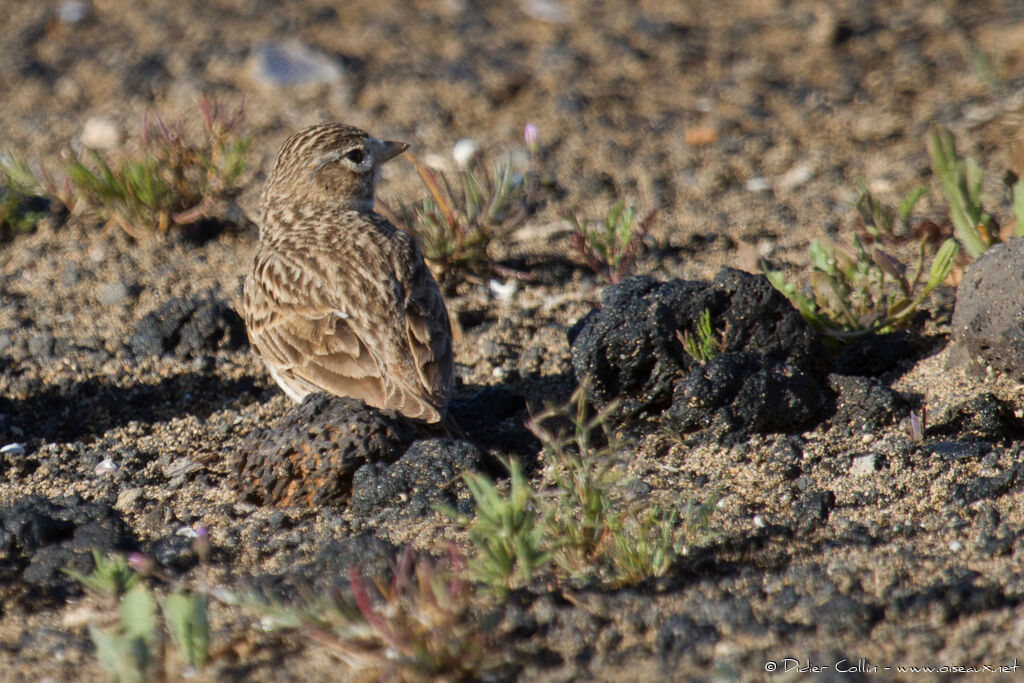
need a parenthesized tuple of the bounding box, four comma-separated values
(128, 552, 156, 576)
(524, 123, 539, 152)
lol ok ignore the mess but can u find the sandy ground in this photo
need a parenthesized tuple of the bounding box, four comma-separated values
(3, 0, 1024, 680)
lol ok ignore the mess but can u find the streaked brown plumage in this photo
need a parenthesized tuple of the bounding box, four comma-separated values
(242, 123, 454, 424)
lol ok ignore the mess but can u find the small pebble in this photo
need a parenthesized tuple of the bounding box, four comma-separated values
(81, 117, 121, 150)
(249, 42, 346, 87)
(849, 453, 878, 477)
(745, 177, 771, 192)
(452, 138, 478, 167)
(61, 266, 82, 287)
(97, 281, 129, 306)
(949, 540, 963, 552)
(27, 334, 55, 359)
(777, 162, 815, 191)
(94, 458, 119, 475)
(488, 278, 517, 303)
(115, 487, 143, 511)
(57, 0, 90, 24)
(1, 443, 25, 456)
(522, 0, 568, 23)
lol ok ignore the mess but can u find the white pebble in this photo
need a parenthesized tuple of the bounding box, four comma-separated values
(745, 176, 771, 192)
(948, 540, 963, 552)
(753, 514, 766, 528)
(94, 458, 118, 475)
(422, 153, 449, 170)
(0, 443, 25, 456)
(249, 42, 346, 87)
(777, 162, 814, 191)
(522, 0, 568, 23)
(57, 0, 90, 25)
(81, 117, 121, 150)
(451, 138, 478, 168)
(488, 278, 517, 303)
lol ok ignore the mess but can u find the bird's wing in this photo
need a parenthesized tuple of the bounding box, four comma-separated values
(244, 249, 388, 410)
(402, 253, 455, 413)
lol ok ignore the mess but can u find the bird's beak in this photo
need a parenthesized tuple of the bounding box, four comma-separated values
(379, 140, 409, 163)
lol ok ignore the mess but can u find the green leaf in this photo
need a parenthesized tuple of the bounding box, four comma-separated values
(808, 239, 833, 275)
(927, 125, 990, 259)
(1013, 175, 1024, 236)
(162, 592, 210, 668)
(898, 185, 929, 225)
(63, 550, 139, 599)
(120, 586, 157, 645)
(925, 239, 959, 292)
(88, 625, 148, 683)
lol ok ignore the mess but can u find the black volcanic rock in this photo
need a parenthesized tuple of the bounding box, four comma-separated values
(569, 270, 827, 435)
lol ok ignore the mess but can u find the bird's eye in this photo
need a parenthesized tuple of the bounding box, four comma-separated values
(345, 148, 365, 164)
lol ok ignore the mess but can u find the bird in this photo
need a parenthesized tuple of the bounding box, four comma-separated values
(242, 123, 455, 425)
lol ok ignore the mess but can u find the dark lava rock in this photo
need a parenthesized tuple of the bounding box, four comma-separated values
(668, 351, 823, 434)
(949, 460, 1024, 506)
(234, 395, 418, 507)
(350, 438, 481, 516)
(449, 385, 526, 435)
(148, 533, 200, 574)
(950, 238, 1024, 380)
(569, 270, 826, 434)
(888, 569, 1012, 622)
(0, 496, 134, 603)
(449, 385, 534, 455)
(128, 290, 247, 359)
(246, 533, 400, 600)
(792, 490, 836, 532)
(826, 374, 908, 434)
(833, 331, 917, 376)
(657, 614, 719, 660)
(815, 593, 883, 635)
(926, 440, 991, 462)
(307, 534, 400, 586)
(931, 393, 1024, 442)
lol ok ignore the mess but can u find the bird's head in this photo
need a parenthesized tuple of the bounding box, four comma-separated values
(262, 123, 408, 211)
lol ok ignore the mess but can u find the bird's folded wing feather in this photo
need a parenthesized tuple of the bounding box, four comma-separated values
(245, 250, 387, 408)
(403, 257, 454, 407)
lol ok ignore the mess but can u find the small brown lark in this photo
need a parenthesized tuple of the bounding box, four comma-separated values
(242, 123, 454, 424)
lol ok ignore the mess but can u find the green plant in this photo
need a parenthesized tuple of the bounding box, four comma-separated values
(1004, 138, 1024, 236)
(225, 548, 497, 679)
(927, 125, 996, 259)
(855, 181, 929, 241)
(569, 200, 654, 283)
(528, 389, 716, 587)
(766, 235, 957, 341)
(678, 308, 727, 364)
(386, 151, 534, 287)
(0, 151, 54, 237)
(444, 460, 549, 593)
(607, 495, 718, 586)
(444, 389, 716, 589)
(531, 391, 621, 577)
(88, 585, 157, 683)
(64, 550, 140, 600)
(62, 97, 249, 236)
(766, 180, 959, 341)
(162, 592, 210, 669)
(67, 546, 213, 681)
